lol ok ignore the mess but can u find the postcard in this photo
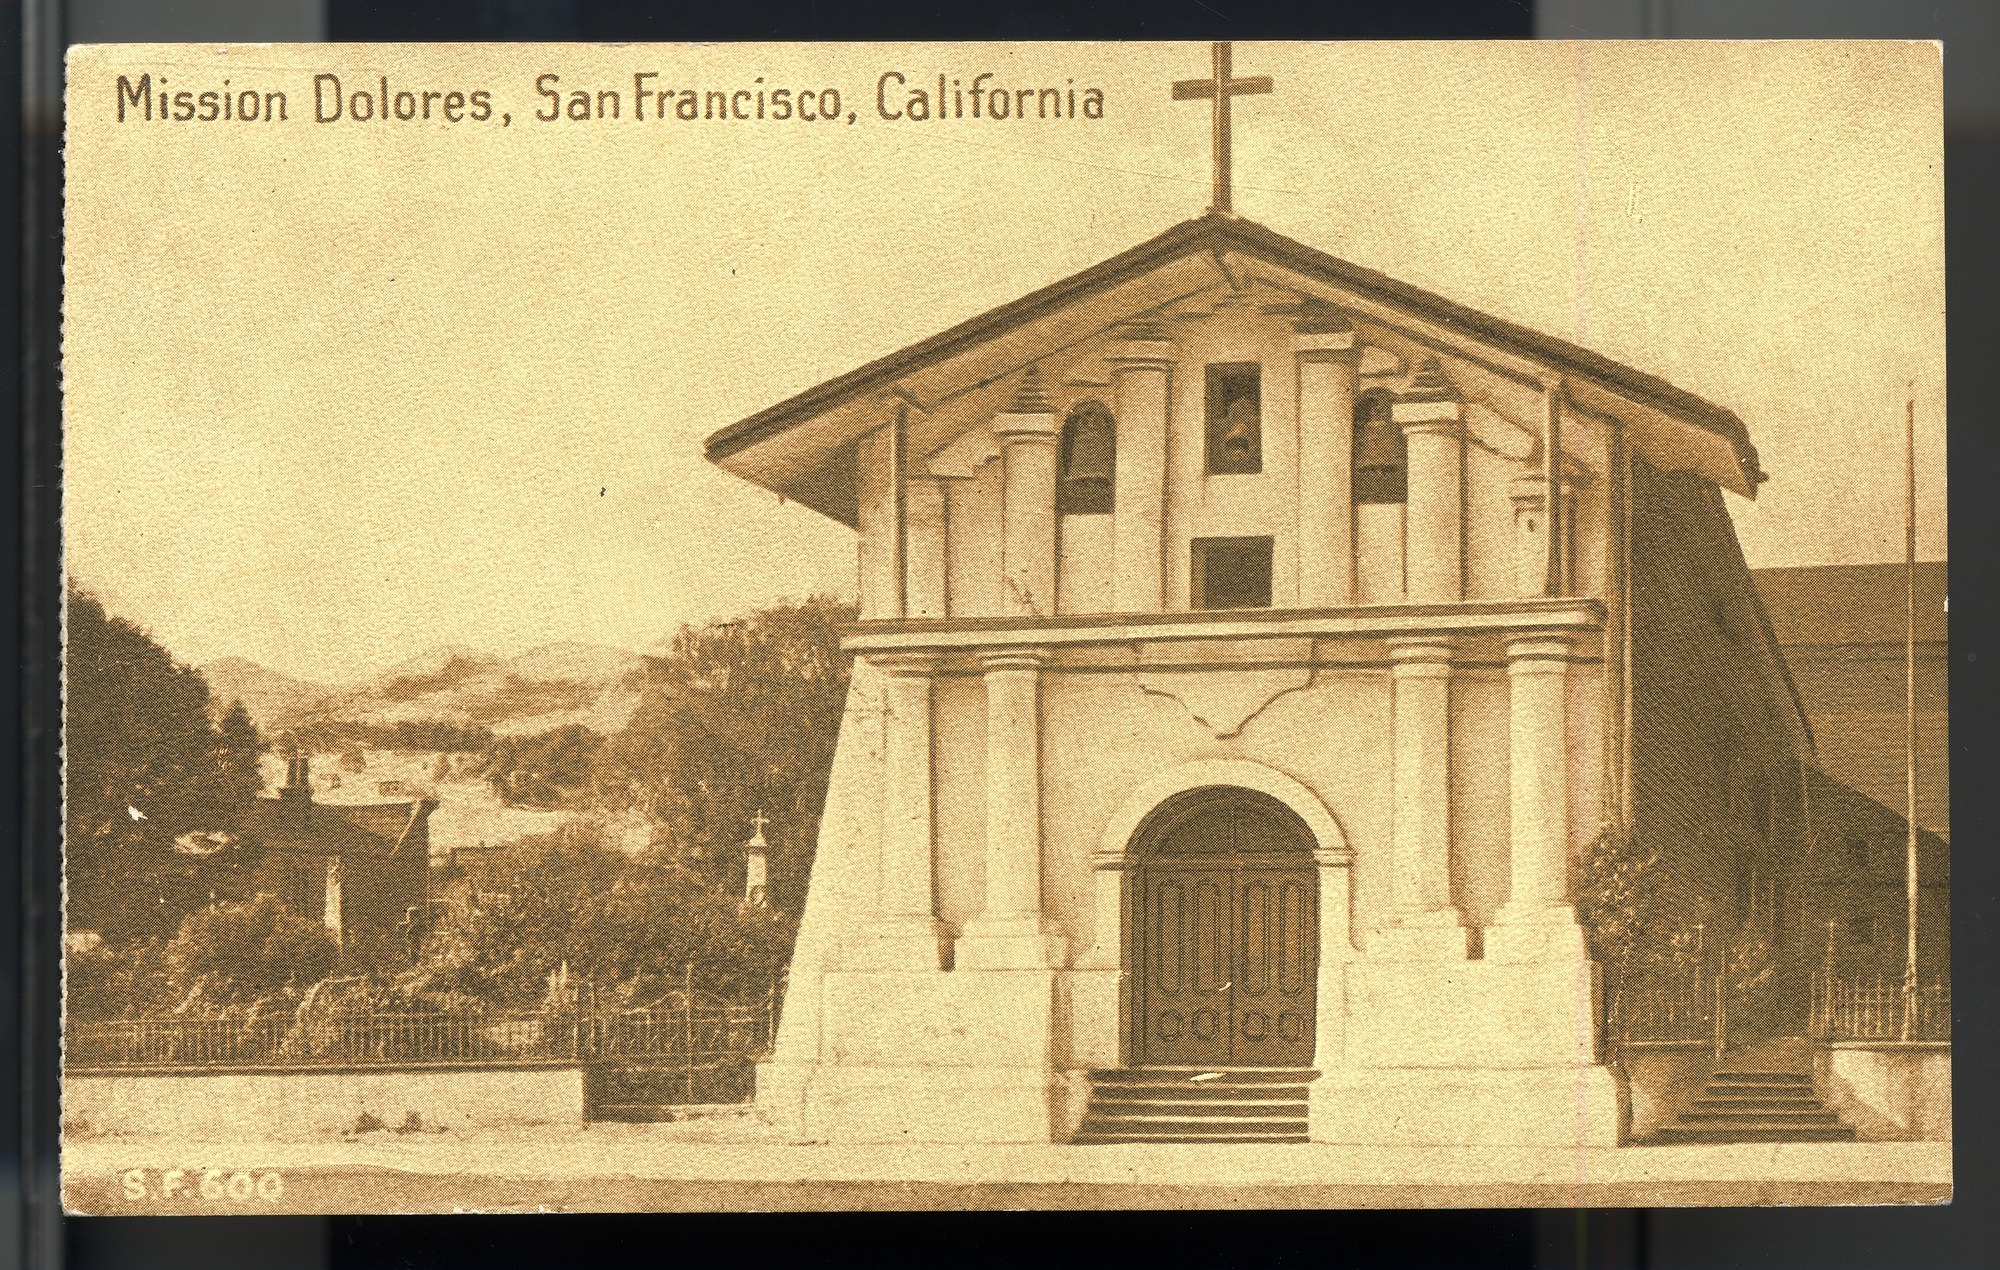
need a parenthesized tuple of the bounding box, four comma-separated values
(61, 39, 1947, 1213)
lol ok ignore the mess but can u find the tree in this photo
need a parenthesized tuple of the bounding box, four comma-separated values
(214, 700, 265, 805)
(64, 589, 266, 939)
(398, 826, 795, 1009)
(595, 595, 853, 903)
(480, 723, 605, 809)
(65, 937, 172, 1021)
(162, 894, 339, 1013)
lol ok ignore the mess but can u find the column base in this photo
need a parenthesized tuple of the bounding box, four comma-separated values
(1485, 904, 1589, 963)
(841, 917, 950, 970)
(957, 915, 1067, 970)
(1370, 909, 1470, 960)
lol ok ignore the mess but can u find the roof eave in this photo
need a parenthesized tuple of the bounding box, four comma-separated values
(704, 213, 1763, 501)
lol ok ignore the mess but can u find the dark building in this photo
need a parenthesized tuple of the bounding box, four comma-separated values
(1753, 562, 1949, 980)
(232, 749, 438, 965)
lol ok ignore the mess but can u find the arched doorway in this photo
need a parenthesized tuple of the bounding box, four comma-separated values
(1131, 787, 1319, 1067)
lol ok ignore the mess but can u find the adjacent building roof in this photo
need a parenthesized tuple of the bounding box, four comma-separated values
(1754, 562, 1949, 840)
(1756, 562, 1948, 648)
(705, 212, 1765, 520)
(236, 794, 436, 859)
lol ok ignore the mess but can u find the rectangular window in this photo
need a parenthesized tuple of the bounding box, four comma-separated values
(1192, 536, 1274, 610)
(1204, 363, 1262, 474)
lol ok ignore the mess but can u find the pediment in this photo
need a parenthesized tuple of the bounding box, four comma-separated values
(706, 214, 1760, 523)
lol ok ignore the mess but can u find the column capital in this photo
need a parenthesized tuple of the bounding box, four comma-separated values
(1509, 472, 1548, 513)
(994, 414, 1059, 442)
(1393, 400, 1464, 433)
(1108, 321, 1175, 368)
(980, 647, 1051, 673)
(1296, 342, 1361, 365)
(872, 651, 942, 678)
(1311, 846, 1356, 870)
(994, 364, 1059, 440)
(1293, 309, 1358, 361)
(1388, 638, 1456, 674)
(1506, 635, 1577, 668)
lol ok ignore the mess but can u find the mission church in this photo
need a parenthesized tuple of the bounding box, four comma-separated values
(705, 46, 1807, 1146)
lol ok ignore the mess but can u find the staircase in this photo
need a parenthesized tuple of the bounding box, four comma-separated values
(1645, 1068, 1856, 1144)
(1072, 1067, 1315, 1144)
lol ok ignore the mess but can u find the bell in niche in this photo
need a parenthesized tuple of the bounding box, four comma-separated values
(1221, 396, 1258, 462)
(1059, 401, 1116, 514)
(1353, 419, 1402, 476)
(1064, 413, 1115, 486)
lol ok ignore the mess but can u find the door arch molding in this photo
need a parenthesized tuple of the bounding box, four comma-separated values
(1093, 759, 1351, 868)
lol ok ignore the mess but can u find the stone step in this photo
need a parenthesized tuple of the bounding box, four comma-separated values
(1679, 1108, 1842, 1125)
(1648, 1124, 1856, 1145)
(1709, 1070, 1813, 1085)
(1089, 1081, 1315, 1101)
(1071, 1131, 1311, 1145)
(589, 1103, 677, 1123)
(1080, 1120, 1312, 1136)
(1089, 1098, 1307, 1119)
(1690, 1096, 1825, 1112)
(1094, 1067, 1320, 1085)
(1705, 1084, 1816, 1099)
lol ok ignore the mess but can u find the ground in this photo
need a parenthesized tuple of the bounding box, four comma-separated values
(63, 1115, 1951, 1214)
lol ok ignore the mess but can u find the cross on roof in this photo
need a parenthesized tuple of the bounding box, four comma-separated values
(1173, 41, 1273, 216)
(750, 808, 770, 837)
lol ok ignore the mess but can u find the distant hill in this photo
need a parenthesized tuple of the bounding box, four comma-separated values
(200, 656, 345, 727)
(202, 642, 646, 742)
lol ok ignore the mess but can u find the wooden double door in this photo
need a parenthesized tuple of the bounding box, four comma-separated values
(1135, 790, 1319, 1068)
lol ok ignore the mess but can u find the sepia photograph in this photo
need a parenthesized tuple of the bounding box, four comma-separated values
(57, 38, 1946, 1213)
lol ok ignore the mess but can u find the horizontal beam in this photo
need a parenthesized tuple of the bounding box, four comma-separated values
(843, 598, 1608, 656)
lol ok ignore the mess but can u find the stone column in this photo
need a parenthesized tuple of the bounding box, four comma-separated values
(1109, 325, 1173, 613)
(1378, 639, 1466, 958)
(1310, 844, 1356, 1069)
(1509, 474, 1550, 599)
(1394, 358, 1465, 605)
(855, 419, 904, 620)
(903, 476, 948, 619)
(961, 649, 1066, 969)
(995, 369, 1060, 618)
(854, 652, 948, 969)
(1084, 851, 1132, 971)
(1489, 635, 1589, 961)
(323, 856, 344, 949)
(1295, 314, 1359, 608)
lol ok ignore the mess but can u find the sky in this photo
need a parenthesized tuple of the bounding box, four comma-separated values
(64, 41, 1944, 682)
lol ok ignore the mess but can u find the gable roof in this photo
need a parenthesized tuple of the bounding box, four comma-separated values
(704, 213, 1764, 522)
(237, 797, 436, 859)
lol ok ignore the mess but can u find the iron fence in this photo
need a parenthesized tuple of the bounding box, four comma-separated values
(1811, 973, 1951, 1042)
(66, 980, 782, 1078)
(1611, 969, 1715, 1046)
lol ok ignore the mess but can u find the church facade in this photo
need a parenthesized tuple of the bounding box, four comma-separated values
(705, 212, 1806, 1146)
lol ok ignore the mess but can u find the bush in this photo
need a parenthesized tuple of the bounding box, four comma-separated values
(400, 826, 794, 1010)
(65, 936, 172, 1020)
(164, 895, 339, 1010)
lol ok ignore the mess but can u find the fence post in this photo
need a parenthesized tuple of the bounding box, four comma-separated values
(684, 962, 696, 1105)
(1713, 971, 1726, 1062)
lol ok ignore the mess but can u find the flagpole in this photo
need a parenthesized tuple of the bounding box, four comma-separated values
(1902, 396, 1918, 1041)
